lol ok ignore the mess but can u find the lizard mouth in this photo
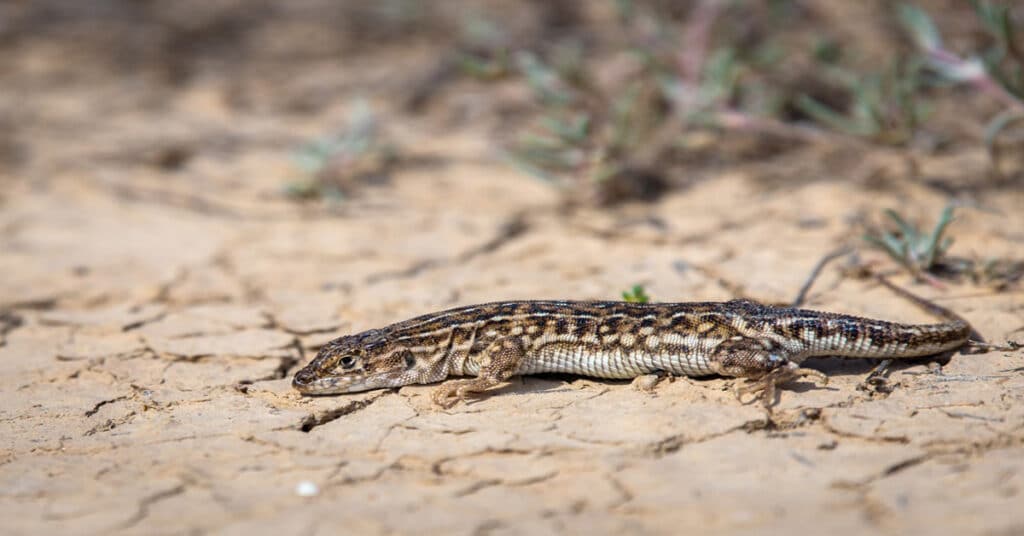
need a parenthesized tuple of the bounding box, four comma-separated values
(293, 365, 415, 395)
(292, 368, 369, 395)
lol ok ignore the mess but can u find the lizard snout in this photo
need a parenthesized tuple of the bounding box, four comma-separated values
(292, 368, 317, 389)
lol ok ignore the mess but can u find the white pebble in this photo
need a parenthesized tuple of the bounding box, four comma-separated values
(295, 480, 319, 497)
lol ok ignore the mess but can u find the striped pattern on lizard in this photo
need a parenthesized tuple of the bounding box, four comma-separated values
(292, 299, 970, 408)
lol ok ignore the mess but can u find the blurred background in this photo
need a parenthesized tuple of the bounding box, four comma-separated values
(3, 0, 1022, 200)
(3, 1, 1022, 298)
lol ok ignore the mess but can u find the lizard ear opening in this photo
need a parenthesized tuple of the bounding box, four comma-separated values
(402, 350, 417, 369)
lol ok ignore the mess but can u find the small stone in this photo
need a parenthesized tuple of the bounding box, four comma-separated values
(295, 480, 319, 497)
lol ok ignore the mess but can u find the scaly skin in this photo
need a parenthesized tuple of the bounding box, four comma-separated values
(292, 299, 970, 407)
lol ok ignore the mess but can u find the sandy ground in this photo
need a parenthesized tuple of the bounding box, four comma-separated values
(3, 6, 1024, 534)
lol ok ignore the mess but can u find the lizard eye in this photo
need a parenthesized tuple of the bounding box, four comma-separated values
(403, 351, 416, 369)
(339, 356, 356, 369)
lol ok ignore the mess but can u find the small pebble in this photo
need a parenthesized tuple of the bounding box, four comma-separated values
(295, 480, 319, 497)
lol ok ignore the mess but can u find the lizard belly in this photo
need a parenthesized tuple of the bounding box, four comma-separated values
(515, 344, 716, 378)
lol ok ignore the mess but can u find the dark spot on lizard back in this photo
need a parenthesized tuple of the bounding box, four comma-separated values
(499, 302, 525, 316)
(670, 314, 693, 330)
(868, 325, 888, 347)
(604, 316, 623, 332)
(699, 313, 723, 326)
(840, 321, 861, 341)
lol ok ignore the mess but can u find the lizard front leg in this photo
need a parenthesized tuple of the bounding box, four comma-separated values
(431, 337, 526, 408)
(710, 336, 828, 408)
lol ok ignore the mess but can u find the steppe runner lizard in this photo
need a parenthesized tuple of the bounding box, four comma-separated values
(292, 295, 971, 408)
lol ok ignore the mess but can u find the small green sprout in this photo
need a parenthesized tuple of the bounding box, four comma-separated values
(622, 284, 651, 304)
(284, 100, 397, 202)
(863, 206, 956, 276)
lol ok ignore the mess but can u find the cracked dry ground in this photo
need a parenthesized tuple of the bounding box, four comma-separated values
(2, 126, 1024, 536)
(4, 149, 1023, 536)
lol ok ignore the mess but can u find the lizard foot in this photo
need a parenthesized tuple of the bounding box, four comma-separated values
(430, 378, 502, 409)
(431, 337, 524, 409)
(857, 358, 894, 395)
(734, 362, 828, 408)
(631, 371, 675, 393)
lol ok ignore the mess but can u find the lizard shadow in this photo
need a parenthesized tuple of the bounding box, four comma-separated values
(489, 370, 830, 400)
(809, 353, 953, 378)
(466, 373, 634, 403)
(469, 352, 958, 404)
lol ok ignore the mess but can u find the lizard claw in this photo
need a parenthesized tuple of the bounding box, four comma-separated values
(734, 363, 828, 408)
(430, 378, 493, 409)
(631, 371, 674, 393)
(430, 386, 463, 409)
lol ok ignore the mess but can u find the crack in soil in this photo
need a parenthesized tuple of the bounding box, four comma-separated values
(84, 395, 131, 417)
(820, 420, 911, 445)
(299, 391, 394, 432)
(641, 420, 764, 458)
(114, 482, 188, 530)
(364, 213, 529, 284)
(104, 181, 244, 220)
(84, 411, 138, 436)
(605, 473, 635, 511)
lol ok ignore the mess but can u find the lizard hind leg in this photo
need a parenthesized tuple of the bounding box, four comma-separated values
(631, 370, 676, 393)
(431, 337, 526, 409)
(734, 362, 828, 408)
(711, 336, 828, 408)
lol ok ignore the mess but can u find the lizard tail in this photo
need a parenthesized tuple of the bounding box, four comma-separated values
(799, 313, 971, 359)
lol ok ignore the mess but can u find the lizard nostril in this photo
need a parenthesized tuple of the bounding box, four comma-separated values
(293, 369, 316, 387)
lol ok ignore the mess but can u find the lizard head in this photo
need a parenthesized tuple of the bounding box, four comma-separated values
(292, 329, 422, 395)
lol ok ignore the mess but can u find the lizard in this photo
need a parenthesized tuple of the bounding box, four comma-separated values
(292, 297, 971, 408)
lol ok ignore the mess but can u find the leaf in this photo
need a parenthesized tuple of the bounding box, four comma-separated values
(795, 94, 872, 136)
(885, 209, 921, 244)
(983, 109, 1024, 153)
(897, 3, 941, 52)
(921, 205, 955, 266)
(622, 284, 650, 303)
(502, 151, 556, 183)
(863, 233, 904, 266)
(516, 51, 573, 107)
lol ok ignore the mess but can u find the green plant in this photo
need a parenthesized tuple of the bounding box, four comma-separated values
(864, 205, 1023, 289)
(899, 2, 1024, 171)
(503, 30, 696, 201)
(622, 284, 651, 303)
(863, 206, 956, 277)
(795, 58, 930, 145)
(498, 0, 875, 203)
(284, 100, 398, 202)
(503, 48, 670, 203)
(899, 2, 1024, 104)
(454, 15, 514, 81)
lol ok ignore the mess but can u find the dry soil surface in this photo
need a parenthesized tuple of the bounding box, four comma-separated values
(3, 23, 1024, 536)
